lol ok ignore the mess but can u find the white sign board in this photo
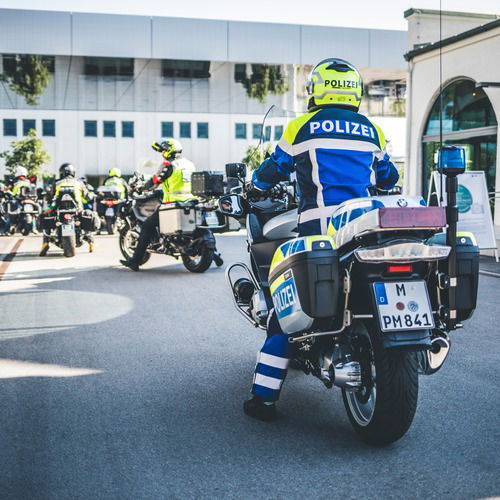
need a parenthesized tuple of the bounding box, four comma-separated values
(428, 171, 498, 252)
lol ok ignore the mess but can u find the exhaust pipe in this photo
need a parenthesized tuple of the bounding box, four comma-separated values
(418, 334, 451, 375)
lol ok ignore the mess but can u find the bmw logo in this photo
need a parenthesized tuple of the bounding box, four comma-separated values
(397, 198, 408, 207)
(407, 301, 419, 312)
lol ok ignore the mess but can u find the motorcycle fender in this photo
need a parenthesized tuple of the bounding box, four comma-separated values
(381, 330, 432, 351)
(196, 229, 216, 249)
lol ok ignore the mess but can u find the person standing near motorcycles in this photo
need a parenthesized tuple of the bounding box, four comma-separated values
(120, 139, 195, 271)
(40, 163, 96, 256)
(242, 58, 400, 421)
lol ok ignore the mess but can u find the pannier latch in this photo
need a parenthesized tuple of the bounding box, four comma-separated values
(437, 272, 449, 290)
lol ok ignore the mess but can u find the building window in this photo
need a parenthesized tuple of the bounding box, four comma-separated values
(235, 123, 247, 139)
(162, 60, 210, 79)
(84, 57, 134, 77)
(84, 120, 97, 137)
(234, 64, 247, 83)
(197, 122, 209, 139)
(422, 78, 498, 200)
(2, 54, 55, 74)
(274, 125, 284, 141)
(103, 121, 116, 138)
(264, 125, 271, 142)
(122, 121, 134, 138)
(3, 119, 16, 136)
(42, 119, 55, 137)
(161, 121, 174, 137)
(252, 123, 262, 140)
(180, 122, 191, 138)
(23, 119, 36, 135)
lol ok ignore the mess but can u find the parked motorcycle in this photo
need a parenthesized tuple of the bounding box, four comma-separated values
(96, 184, 123, 235)
(117, 172, 225, 273)
(40, 186, 98, 257)
(219, 150, 479, 446)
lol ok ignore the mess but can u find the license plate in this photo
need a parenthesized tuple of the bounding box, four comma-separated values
(205, 212, 219, 226)
(105, 207, 114, 216)
(23, 204, 34, 213)
(61, 224, 74, 236)
(373, 281, 434, 332)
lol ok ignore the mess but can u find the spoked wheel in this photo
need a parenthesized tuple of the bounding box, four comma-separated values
(342, 320, 419, 446)
(119, 226, 150, 265)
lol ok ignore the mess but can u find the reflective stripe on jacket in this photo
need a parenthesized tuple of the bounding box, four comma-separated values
(160, 157, 196, 203)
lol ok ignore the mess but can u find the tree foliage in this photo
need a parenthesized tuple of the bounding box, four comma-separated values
(0, 129, 51, 177)
(241, 64, 288, 103)
(242, 144, 273, 171)
(1, 55, 52, 106)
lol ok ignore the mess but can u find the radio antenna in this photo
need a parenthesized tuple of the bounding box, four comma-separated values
(438, 0, 444, 204)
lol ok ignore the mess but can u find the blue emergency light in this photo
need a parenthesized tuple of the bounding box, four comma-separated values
(437, 145, 466, 175)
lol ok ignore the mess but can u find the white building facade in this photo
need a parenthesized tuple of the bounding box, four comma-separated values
(404, 9, 500, 228)
(0, 9, 407, 183)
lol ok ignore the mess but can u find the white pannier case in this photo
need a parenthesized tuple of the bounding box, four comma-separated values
(159, 205, 196, 234)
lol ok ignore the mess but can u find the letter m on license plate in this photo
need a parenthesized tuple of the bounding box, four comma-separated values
(373, 281, 434, 332)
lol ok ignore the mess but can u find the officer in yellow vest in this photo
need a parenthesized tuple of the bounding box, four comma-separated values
(40, 163, 96, 256)
(11, 167, 32, 196)
(120, 139, 196, 271)
(104, 168, 129, 200)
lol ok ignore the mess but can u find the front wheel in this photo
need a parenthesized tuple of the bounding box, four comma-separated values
(342, 320, 419, 446)
(61, 234, 76, 257)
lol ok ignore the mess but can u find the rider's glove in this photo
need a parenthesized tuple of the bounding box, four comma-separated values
(152, 162, 173, 184)
(245, 182, 265, 200)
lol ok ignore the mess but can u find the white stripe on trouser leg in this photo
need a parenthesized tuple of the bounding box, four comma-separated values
(257, 352, 290, 370)
(253, 373, 283, 391)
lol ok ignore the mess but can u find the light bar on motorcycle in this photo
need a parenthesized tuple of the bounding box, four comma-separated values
(379, 207, 446, 229)
(354, 242, 451, 263)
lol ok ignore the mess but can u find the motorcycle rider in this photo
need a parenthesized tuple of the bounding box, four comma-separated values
(120, 139, 196, 271)
(243, 58, 400, 421)
(103, 168, 129, 200)
(11, 167, 32, 196)
(40, 163, 96, 256)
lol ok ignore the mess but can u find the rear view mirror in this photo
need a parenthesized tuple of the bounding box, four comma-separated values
(218, 194, 247, 218)
(225, 163, 247, 180)
(438, 145, 466, 175)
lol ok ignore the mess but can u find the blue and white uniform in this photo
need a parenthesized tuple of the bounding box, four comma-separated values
(251, 106, 399, 402)
(252, 106, 399, 236)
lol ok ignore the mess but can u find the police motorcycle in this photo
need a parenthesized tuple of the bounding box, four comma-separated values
(40, 186, 98, 257)
(219, 146, 479, 445)
(117, 171, 225, 273)
(3, 184, 41, 236)
(96, 184, 123, 235)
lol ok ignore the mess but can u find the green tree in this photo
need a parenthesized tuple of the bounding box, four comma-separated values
(1, 55, 52, 106)
(241, 64, 288, 103)
(0, 129, 51, 178)
(242, 144, 273, 171)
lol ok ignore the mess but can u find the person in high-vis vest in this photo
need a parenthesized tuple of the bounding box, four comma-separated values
(243, 58, 400, 422)
(103, 168, 129, 200)
(40, 163, 96, 256)
(120, 139, 196, 271)
(11, 166, 31, 196)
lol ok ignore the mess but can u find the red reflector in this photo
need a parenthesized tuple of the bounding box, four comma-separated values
(379, 207, 446, 229)
(64, 213, 72, 220)
(388, 265, 412, 273)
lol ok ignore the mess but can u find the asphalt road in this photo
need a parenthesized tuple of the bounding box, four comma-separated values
(0, 234, 498, 499)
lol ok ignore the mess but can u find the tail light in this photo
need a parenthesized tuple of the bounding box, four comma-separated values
(63, 213, 73, 221)
(388, 265, 412, 273)
(355, 241, 450, 263)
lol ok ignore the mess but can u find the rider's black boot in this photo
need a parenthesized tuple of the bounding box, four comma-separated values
(243, 396, 277, 422)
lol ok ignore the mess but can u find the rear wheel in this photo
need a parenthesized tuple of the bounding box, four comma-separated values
(119, 226, 150, 265)
(342, 320, 419, 446)
(182, 243, 214, 273)
(62, 234, 76, 257)
(105, 217, 115, 235)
